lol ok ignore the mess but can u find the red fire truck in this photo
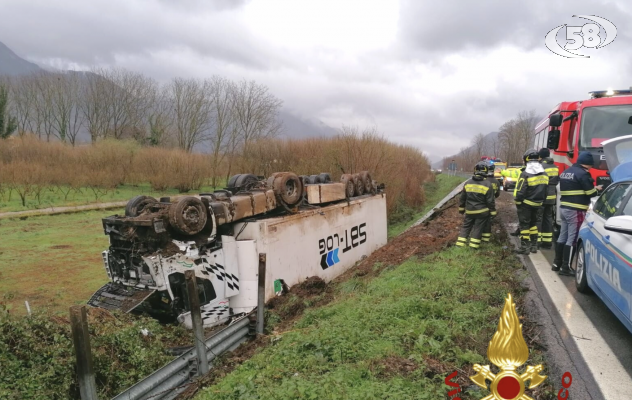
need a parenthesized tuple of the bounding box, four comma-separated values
(534, 89, 632, 222)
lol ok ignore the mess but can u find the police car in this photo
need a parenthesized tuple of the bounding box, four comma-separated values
(575, 135, 632, 334)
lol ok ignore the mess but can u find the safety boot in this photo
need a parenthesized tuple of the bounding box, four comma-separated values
(551, 242, 564, 271)
(530, 235, 538, 253)
(558, 245, 575, 276)
(514, 239, 530, 255)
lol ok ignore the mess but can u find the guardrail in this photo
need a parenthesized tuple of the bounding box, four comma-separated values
(407, 180, 466, 231)
(112, 316, 253, 400)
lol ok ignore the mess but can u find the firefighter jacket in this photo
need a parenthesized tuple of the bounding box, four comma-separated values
(501, 168, 521, 179)
(459, 175, 496, 216)
(514, 161, 548, 207)
(540, 157, 559, 205)
(487, 175, 500, 198)
(559, 163, 598, 211)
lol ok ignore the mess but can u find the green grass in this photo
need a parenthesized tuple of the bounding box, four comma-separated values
(0, 182, 223, 213)
(196, 243, 554, 400)
(388, 174, 465, 238)
(0, 209, 121, 314)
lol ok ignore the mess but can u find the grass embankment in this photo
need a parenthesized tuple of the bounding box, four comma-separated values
(197, 242, 555, 400)
(388, 174, 465, 238)
(0, 209, 120, 314)
(0, 308, 190, 400)
(0, 183, 220, 213)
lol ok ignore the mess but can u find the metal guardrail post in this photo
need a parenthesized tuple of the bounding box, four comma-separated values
(69, 306, 99, 400)
(185, 270, 209, 376)
(257, 253, 266, 334)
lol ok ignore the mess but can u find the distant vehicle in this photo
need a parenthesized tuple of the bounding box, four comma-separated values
(576, 135, 632, 334)
(493, 161, 507, 189)
(534, 89, 632, 222)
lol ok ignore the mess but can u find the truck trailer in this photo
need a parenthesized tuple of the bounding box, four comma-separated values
(88, 171, 387, 328)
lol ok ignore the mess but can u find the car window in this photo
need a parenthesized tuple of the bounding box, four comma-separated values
(621, 187, 632, 216)
(594, 183, 631, 219)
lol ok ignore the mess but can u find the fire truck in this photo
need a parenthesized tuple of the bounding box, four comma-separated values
(534, 89, 632, 222)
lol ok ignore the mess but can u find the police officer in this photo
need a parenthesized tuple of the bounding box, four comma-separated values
(537, 148, 559, 249)
(457, 161, 496, 249)
(482, 161, 501, 243)
(554, 151, 601, 276)
(514, 149, 549, 254)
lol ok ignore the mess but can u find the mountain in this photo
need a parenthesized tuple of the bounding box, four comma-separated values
(278, 110, 337, 139)
(0, 41, 43, 75)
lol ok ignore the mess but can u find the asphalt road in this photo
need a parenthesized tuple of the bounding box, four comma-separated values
(498, 192, 632, 400)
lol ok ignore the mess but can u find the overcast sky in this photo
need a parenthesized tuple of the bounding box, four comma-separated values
(1, 0, 630, 161)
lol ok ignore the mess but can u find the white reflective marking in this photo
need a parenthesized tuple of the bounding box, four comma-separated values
(529, 251, 631, 399)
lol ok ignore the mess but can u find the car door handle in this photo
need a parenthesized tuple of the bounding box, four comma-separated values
(603, 235, 610, 244)
(587, 220, 594, 228)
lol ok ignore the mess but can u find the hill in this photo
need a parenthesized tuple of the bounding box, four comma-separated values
(0, 41, 43, 75)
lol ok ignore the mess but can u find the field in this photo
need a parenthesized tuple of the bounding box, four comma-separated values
(0, 183, 219, 213)
(0, 209, 120, 314)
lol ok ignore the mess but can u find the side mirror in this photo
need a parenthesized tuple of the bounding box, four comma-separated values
(604, 215, 632, 235)
(547, 129, 560, 149)
(549, 114, 563, 127)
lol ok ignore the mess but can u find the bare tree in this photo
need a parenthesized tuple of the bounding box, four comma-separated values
(9, 75, 37, 137)
(208, 76, 235, 187)
(231, 79, 283, 152)
(146, 83, 174, 147)
(81, 69, 112, 143)
(168, 78, 213, 152)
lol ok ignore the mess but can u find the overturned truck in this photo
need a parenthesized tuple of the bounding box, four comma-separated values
(89, 171, 387, 328)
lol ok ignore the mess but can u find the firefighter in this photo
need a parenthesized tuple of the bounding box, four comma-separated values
(457, 161, 496, 249)
(514, 149, 548, 254)
(504, 164, 525, 237)
(482, 161, 501, 243)
(537, 148, 559, 249)
(553, 151, 601, 276)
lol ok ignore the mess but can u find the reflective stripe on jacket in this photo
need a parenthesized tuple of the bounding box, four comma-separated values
(540, 158, 559, 205)
(459, 175, 496, 216)
(559, 164, 598, 211)
(514, 161, 548, 207)
(487, 176, 500, 198)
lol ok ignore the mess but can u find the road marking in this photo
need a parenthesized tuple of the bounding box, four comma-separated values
(528, 251, 632, 400)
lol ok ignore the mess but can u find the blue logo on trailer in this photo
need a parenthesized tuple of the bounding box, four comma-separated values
(321, 248, 340, 269)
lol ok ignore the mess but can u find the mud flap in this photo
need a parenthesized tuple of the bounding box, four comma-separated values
(88, 283, 155, 313)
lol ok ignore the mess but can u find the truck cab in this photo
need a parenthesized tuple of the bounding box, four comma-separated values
(534, 89, 632, 223)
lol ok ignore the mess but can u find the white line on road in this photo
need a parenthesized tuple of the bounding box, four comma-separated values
(528, 251, 631, 400)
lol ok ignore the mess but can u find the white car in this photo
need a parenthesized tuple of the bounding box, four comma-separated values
(575, 135, 632, 334)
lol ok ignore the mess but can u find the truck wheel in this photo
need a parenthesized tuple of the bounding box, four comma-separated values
(125, 195, 158, 217)
(359, 171, 372, 193)
(272, 172, 303, 206)
(340, 174, 355, 197)
(353, 173, 365, 196)
(227, 174, 241, 189)
(308, 174, 322, 184)
(234, 174, 259, 191)
(168, 196, 208, 235)
(575, 242, 591, 293)
(318, 173, 332, 183)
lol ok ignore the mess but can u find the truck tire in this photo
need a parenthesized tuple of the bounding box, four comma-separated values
(125, 195, 158, 217)
(227, 174, 241, 189)
(318, 173, 332, 183)
(353, 173, 365, 196)
(340, 174, 355, 198)
(359, 171, 372, 193)
(234, 174, 259, 192)
(308, 174, 322, 184)
(168, 196, 208, 235)
(272, 172, 303, 206)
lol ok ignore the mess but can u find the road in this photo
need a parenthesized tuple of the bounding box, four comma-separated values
(498, 192, 632, 400)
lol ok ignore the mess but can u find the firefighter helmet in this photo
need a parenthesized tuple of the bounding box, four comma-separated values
(474, 161, 489, 176)
(523, 148, 539, 162)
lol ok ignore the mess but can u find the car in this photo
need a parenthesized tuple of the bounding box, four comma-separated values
(575, 135, 632, 334)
